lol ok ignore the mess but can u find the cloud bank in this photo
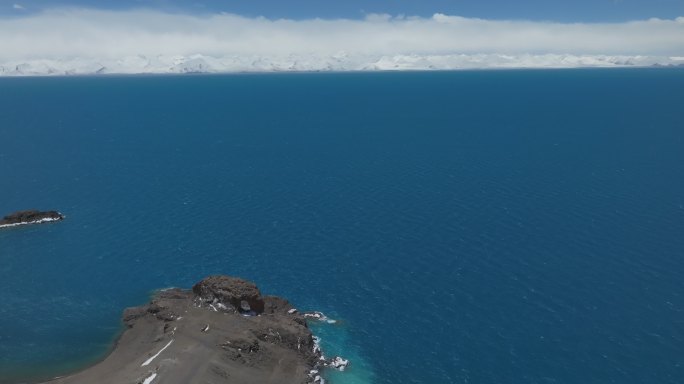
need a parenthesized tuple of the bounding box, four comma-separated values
(1, 9, 683, 75)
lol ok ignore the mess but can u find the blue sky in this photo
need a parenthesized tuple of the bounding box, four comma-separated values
(4, 0, 684, 21)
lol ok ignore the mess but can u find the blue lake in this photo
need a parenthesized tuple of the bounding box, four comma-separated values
(1, 69, 683, 383)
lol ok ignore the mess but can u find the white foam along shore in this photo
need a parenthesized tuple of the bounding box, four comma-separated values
(303, 311, 338, 324)
(0, 216, 62, 229)
(1, 54, 682, 76)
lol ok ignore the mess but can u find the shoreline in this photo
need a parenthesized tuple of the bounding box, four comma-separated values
(0, 330, 121, 384)
(39, 324, 127, 383)
(0, 211, 64, 229)
(14, 276, 345, 384)
(0, 217, 63, 229)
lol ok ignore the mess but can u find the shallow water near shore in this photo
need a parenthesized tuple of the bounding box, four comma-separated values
(1, 69, 684, 383)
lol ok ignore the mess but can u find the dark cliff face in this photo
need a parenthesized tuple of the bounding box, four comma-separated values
(0, 210, 64, 225)
(192, 275, 267, 314)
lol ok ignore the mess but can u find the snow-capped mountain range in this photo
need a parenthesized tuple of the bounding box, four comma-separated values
(1, 53, 682, 76)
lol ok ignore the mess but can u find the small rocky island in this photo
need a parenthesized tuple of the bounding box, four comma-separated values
(43, 276, 346, 384)
(0, 210, 64, 228)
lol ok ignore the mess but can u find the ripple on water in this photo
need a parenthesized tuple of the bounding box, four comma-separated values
(1, 70, 684, 383)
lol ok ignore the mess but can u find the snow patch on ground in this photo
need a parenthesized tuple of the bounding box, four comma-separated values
(141, 340, 174, 367)
(142, 373, 157, 384)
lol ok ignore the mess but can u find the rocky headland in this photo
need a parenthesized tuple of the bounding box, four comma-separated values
(42, 276, 346, 384)
(0, 210, 64, 229)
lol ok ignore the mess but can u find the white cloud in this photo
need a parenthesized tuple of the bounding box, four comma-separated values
(0, 8, 682, 75)
(12, 4, 25, 10)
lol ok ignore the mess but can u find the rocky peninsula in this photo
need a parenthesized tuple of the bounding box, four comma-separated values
(42, 276, 346, 384)
(0, 210, 64, 229)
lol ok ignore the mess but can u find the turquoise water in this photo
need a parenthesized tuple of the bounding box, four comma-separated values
(1, 70, 683, 383)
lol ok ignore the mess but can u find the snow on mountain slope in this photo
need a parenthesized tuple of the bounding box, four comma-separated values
(1, 54, 682, 76)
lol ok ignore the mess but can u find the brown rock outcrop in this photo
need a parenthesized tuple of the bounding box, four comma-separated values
(192, 275, 266, 314)
(42, 276, 322, 384)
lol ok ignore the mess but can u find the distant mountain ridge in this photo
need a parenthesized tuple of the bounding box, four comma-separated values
(1, 54, 682, 76)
